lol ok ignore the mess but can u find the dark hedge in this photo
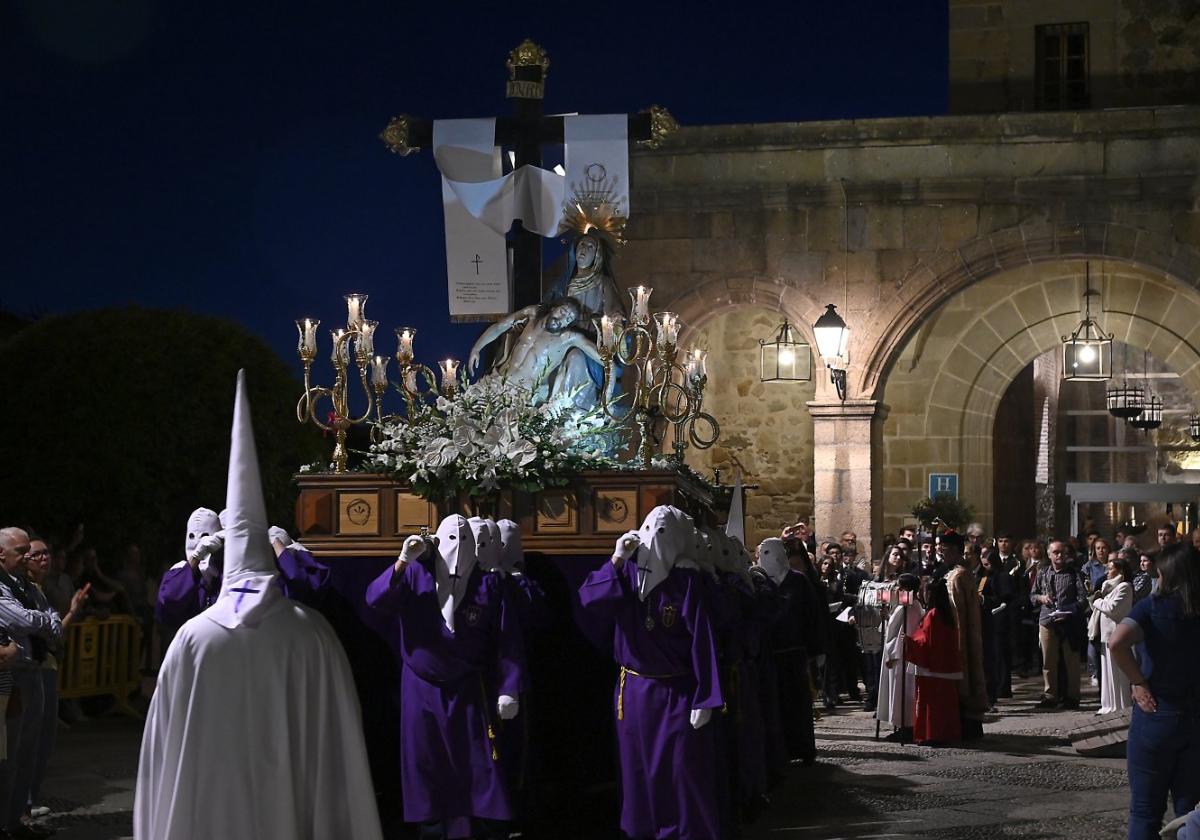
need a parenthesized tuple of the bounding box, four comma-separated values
(0, 307, 325, 573)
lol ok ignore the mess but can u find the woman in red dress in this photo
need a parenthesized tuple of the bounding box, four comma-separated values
(905, 577, 963, 745)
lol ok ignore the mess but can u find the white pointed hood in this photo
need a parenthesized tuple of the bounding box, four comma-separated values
(757, 537, 790, 585)
(497, 519, 523, 573)
(184, 507, 221, 559)
(634, 505, 694, 601)
(710, 526, 754, 584)
(694, 527, 718, 577)
(469, 516, 503, 573)
(434, 514, 477, 632)
(207, 370, 282, 629)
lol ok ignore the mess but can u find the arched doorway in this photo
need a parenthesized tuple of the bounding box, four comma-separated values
(877, 258, 1200, 537)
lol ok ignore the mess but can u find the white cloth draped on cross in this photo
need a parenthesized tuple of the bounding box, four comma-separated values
(434, 114, 629, 319)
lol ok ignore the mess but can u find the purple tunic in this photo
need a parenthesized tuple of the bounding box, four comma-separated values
(155, 548, 331, 636)
(366, 560, 524, 825)
(714, 571, 770, 812)
(579, 561, 723, 840)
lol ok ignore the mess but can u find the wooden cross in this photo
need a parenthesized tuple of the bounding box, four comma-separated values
(380, 39, 677, 310)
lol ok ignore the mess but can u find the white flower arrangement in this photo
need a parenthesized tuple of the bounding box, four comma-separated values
(369, 375, 619, 500)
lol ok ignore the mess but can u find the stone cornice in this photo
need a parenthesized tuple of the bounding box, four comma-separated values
(806, 399, 885, 419)
(632, 106, 1200, 156)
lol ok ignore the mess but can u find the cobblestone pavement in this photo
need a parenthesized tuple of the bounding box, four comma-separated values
(30, 676, 1130, 840)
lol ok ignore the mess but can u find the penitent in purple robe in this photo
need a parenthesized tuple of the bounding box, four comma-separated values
(579, 560, 723, 840)
(155, 547, 330, 638)
(366, 559, 524, 826)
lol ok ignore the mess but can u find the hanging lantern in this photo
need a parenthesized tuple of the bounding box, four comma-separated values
(1129, 392, 1163, 430)
(1061, 268, 1111, 381)
(1189, 414, 1200, 442)
(760, 320, 811, 383)
(1106, 384, 1145, 419)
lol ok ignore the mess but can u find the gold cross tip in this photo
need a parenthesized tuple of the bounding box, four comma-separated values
(507, 39, 550, 79)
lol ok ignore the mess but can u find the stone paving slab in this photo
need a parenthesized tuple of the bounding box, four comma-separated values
(27, 676, 1133, 839)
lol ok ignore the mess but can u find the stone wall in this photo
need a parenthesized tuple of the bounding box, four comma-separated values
(622, 104, 1200, 556)
(949, 0, 1200, 113)
(680, 307, 816, 547)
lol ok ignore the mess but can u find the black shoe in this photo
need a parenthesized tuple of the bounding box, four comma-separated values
(1061, 699, 1080, 710)
(1035, 697, 1059, 709)
(862, 703, 876, 712)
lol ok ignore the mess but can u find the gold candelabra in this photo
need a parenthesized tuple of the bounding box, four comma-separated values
(595, 285, 720, 469)
(295, 294, 457, 473)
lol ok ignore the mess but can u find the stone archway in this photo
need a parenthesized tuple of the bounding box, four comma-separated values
(858, 221, 1200, 400)
(663, 292, 819, 546)
(878, 258, 1200, 535)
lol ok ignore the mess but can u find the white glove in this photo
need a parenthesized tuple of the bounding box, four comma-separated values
(497, 694, 520, 720)
(268, 525, 291, 547)
(815, 654, 827, 668)
(991, 603, 1008, 615)
(190, 533, 224, 566)
(198, 554, 220, 584)
(395, 535, 428, 572)
(689, 708, 712, 729)
(612, 531, 640, 566)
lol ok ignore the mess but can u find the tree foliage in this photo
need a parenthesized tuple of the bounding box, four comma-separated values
(911, 493, 974, 531)
(0, 308, 324, 572)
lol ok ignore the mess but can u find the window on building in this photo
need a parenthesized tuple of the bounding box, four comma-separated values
(1036, 22, 1090, 110)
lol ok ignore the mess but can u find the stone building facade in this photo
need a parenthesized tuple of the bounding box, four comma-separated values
(620, 2, 1200, 555)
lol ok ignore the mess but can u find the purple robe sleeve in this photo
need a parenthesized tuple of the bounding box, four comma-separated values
(276, 547, 331, 609)
(365, 563, 410, 613)
(493, 578, 526, 696)
(682, 572, 723, 711)
(511, 572, 550, 631)
(155, 564, 207, 628)
(578, 560, 632, 617)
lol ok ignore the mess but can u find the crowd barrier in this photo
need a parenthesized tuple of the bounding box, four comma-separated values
(57, 616, 142, 717)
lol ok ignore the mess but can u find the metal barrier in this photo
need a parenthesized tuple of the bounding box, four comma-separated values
(57, 616, 142, 717)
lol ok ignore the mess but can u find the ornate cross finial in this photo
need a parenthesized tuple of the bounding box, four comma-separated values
(507, 39, 550, 79)
(638, 105, 679, 150)
(380, 114, 419, 156)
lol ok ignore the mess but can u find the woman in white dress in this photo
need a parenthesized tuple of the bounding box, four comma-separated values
(876, 572, 923, 740)
(1089, 554, 1134, 714)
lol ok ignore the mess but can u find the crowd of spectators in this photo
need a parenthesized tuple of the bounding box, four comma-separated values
(0, 526, 159, 839)
(789, 518, 1199, 840)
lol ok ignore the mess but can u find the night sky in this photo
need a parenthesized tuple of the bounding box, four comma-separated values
(3, 1, 947, 372)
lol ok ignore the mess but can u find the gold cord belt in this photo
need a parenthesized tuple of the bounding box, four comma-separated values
(617, 665, 689, 720)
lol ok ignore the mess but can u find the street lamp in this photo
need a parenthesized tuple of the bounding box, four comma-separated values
(813, 304, 849, 400)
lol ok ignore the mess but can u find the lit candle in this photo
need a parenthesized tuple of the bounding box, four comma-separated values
(357, 320, 378, 358)
(395, 327, 416, 364)
(629, 286, 652, 325)
(597, 315, 615, 352)
(331, 329, 349, 365)
(655, 311, 679, 346)
(439, 358, 460, 392)
(295, 318, 319, 357)
(344, 293, 368, 329)
(687, 348, 708, 383)
(371, 355, 388, 389)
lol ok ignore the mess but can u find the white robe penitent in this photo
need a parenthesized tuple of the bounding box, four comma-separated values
(876, 601, 923, 730)
(134, 598, 382, 840)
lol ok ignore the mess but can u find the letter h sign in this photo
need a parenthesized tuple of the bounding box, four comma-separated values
(928, 473, 958, 499)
